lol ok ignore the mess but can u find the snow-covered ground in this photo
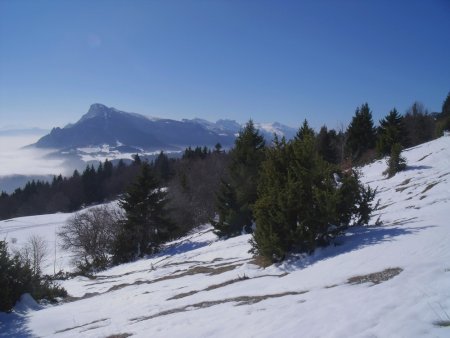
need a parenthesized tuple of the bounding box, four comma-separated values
(1, 136, 450, 337)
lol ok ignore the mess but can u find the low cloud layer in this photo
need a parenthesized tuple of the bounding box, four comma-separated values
(0, 135, 67, 177)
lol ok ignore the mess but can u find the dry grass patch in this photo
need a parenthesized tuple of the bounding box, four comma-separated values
(131, 290, 308, 323)
(54, 318, 109, 333)
(168, 273, 288, 300)
(434, 320, 450, 327)
(106, 334, 133, 338)
(422, 181, 439, 194)
(348, 268, 403, 285)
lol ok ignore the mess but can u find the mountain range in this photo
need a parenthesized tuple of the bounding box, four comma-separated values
(32, 104, 297, 154)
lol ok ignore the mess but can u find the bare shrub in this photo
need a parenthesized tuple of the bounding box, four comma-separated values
(18, 234, 48, 276)
(59, 205, 123, 272)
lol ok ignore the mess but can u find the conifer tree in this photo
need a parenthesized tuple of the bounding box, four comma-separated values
(295, 119, 315, 141)
(376, 108, 407, 156)
(384, 143, 407, 178)
(252, 122, 376, 263)
(316, 126, 338, 164)
(251, 136, 293, 261)
(212, 120, 265, 237)
(113, 162, 173, 263)
(346, 103, 376, 160)
(439, 92, 450, 133)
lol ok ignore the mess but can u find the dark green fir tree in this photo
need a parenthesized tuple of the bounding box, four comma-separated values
(376, 108, 407, 156)
(212, 120, 265, 237)
(346, 103, 377, 161)
(113, 162, 174, 263)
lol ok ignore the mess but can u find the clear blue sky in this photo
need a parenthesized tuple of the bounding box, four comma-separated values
(0, 0, 449, 130)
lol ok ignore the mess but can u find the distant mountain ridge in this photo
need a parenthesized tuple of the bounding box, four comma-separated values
(33, 104, 297, 152)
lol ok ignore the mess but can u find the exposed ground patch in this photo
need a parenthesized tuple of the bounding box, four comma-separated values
(167, 273, 288, 300)
(131, 290, 308, 323)
(418, 154, 431, 162)
(347, 268, 403, 285)
(54, 318, 109, 333)
(434, 320, 450, 327)
(422, 181, 440, 194)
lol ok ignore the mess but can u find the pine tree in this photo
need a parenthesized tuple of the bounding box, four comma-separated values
(295, 119, 315, 141)
(404, 102, 435, 147)
(252, 123, 376, 263)
(154, 151, 171, 182)
(316, 126, 338, 164)
(376, 108, 407, 156)
(384, 143, 407, 178)
(113, 162, 173, 263)
(439, 92, 450, 133)
(251, 136, 293, 261)
(346, 103, 377, 160)
(212, 120, 265, 237)
(252, 131, 339, 262)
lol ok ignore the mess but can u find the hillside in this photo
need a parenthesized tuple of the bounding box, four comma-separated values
(1, 136, 450, 337)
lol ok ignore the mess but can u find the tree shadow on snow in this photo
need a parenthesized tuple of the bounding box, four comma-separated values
(160, 240, 212, 257)
(281, 224, 437, 272)
(405, 165, 432, 171)
(0, 312, 34, 338)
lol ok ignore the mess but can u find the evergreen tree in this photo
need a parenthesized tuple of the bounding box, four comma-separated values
(316, 126, 338, 164)
(251, 136, 293, 261)
(214, 142, 223, 153)
(212, 120, 265, 237)
(154, 151, 171, 182)
(384, 143, 407, 178)
(376, 108, 407, 156)
(439, 92, 450, 133)
(346, 103, 377, 160)
(403, 101, 435, 146)
(252, 126, 376, 263)
(113, 162, 173, 263)
(295, 119, 315, 141)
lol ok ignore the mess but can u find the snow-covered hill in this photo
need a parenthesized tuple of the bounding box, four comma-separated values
(1, 136, 450, 337)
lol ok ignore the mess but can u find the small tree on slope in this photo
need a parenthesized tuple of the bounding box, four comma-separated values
(384, 143, 407, 178)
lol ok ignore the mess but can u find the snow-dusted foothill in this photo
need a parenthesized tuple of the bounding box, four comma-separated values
(1, 136, 449, 337)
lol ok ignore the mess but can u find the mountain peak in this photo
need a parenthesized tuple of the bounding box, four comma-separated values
(74, 103, 127, 125)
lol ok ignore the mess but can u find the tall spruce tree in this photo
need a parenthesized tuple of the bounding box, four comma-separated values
(346, 103, 377, 160)
(316, 126, 339, 164)
(212, 120, 265, 237)
(376, 108, 407, 156)
(113, 162, 173, 263)
(251, 136, 294, 261)
(295, 119, 315, 141)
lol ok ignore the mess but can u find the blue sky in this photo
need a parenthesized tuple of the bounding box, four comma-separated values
(0, 0, 449, 130)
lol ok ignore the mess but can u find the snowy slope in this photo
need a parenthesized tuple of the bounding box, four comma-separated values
(1, 136, 450, 337)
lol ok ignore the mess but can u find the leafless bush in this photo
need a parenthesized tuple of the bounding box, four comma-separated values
(58, 205, 124, 272)
(18, 234, 48, 276)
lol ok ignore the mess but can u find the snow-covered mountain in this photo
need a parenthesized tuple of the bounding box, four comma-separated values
(1, 135, 449, 337)
(33, 104, 236, 153)
(31, 104, 297, 161)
